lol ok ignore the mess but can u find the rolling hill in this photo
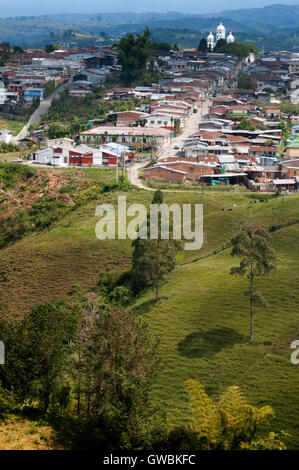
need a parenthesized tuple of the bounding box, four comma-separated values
(0, 166, 298, 448)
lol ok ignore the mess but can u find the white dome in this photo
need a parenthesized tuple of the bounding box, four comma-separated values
(216, 22, 226, 33)
(227, 32, 235, 44)
(207, 32, 215, 42)
(216, 22, 226, 41)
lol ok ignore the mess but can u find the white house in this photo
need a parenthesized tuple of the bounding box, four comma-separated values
(0, 128, 13, 144)
(31, 146, 71, 166)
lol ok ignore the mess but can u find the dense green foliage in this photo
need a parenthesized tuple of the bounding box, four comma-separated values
(184, 379, 287, 450)
(0, 293, 159, 449)
(214, 40, 258, 58)
(116, 28, 165, 85)
(197, 38, 208, 52)
(42, 88, 150, 136)
(238, 73, 257, 90)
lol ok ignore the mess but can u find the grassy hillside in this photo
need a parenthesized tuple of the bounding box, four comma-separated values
(0, 180, 298, 317)
(0, 168, 298, 447)
(133, 223, 299, 448)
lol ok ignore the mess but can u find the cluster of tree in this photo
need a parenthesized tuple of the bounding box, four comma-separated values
(117, 28, 174, 85)
(183, 379, 287, 450)
(0, 294, 159, 449)
(215, 39, 258, 58)
(46, 120, 86, 140)
(198, 39, 258, 58)
(236, 118, 256, 131)
(42, 89, 149, 128)
(151, 40, 179, 51)
(280, 101, 299, 117)
(237, 73, 257, 91)
(0, 42, 10, 66)
(0, 42, 24, 65)
(0, 293, 284, 449)
(0, 142, 20, 153)
(44, 44, 62, 53)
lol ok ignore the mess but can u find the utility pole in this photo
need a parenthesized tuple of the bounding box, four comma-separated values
(122, 150, 126, 178)
(115, 146, 119, 183)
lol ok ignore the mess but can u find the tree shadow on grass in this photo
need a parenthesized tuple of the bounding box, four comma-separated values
(132, 296, 168, 316)
(177, 327, 244, 358)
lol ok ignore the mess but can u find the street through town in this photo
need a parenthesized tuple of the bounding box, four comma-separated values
(129, 97, 210, 189)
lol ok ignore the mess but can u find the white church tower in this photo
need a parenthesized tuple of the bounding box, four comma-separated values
(207, 23, 235, 52)
(216, 22, 226, 42)
(227, 32, 235, 44)
(207, 32, 215, 51)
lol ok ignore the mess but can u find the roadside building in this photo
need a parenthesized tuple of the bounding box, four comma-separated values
(80, 126, 172, 148)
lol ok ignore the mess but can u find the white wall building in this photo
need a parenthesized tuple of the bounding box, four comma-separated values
(0, 129, 13, 144)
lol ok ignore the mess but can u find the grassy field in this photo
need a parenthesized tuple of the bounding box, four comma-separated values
(132, 224, 299, 448)
(0, 152, 22, 163)
(0, 177, 298, 448)
(0, 417, 56, 450)
(57, 166, 116, 183)
(0, 189, 298, 317)
(0, 118, 26, 136)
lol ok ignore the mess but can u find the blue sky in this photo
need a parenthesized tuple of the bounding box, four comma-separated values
(0, 0, 297, 17)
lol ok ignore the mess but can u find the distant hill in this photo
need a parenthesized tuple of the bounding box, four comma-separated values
(143, 16, 259, 35)
(216, 4, 299, 28)
(0, 4, 298, 51)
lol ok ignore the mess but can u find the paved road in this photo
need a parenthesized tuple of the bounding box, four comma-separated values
(128, 98, 210, 189)
(13, 82, 69, 143)
(158, 98, 210, 160)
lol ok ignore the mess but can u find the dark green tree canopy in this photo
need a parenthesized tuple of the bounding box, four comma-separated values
(198, 38, 208, 53)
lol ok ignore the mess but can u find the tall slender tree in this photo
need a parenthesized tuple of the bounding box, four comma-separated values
(131, 190, 181, 300)
(230, 223, 276, 341)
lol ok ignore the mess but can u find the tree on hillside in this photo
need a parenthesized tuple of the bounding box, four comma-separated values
(12, 45, 24, 54)
(131, 190, 181, 300)
(213, 38, 227, 53)
(151, 40, 178, 51)
(213, 40, 255, 59)
(198, 38, 208, 53)
(117, 28, 153, 85)
(237, 73, 257, 91)
(0, 300, 79, 412)
(184, 379, 287, 450)
(230, 223, 276, 342)
(72, 292, 159, 448)
(44, 44, 55, 53)
(236, 118, 256, 131)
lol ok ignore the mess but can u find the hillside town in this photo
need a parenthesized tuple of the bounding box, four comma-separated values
(0, 9, 299, 455)
(0, 34, 298, 195)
